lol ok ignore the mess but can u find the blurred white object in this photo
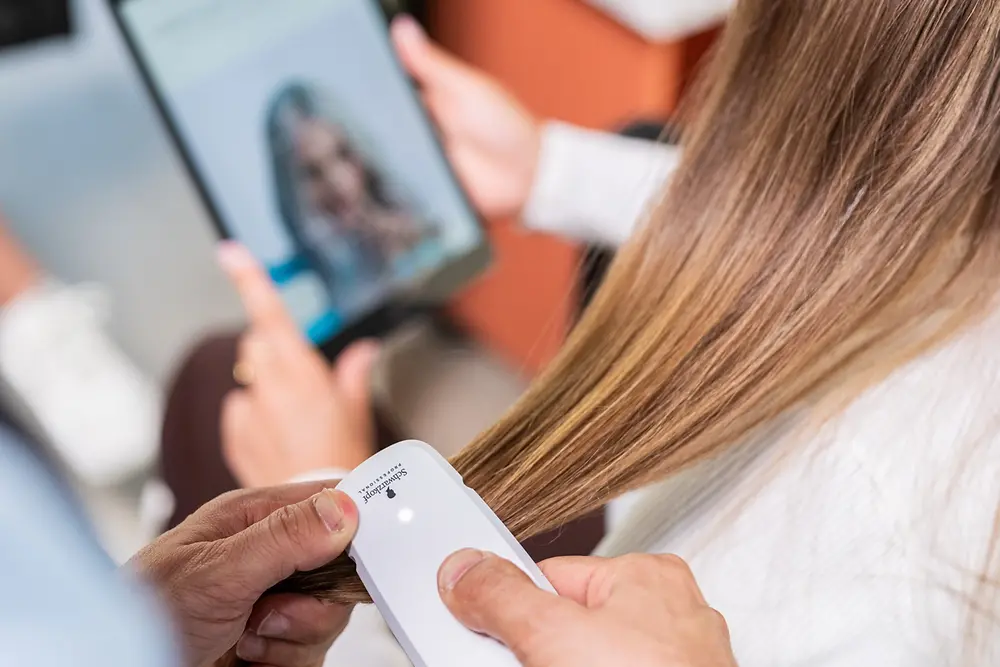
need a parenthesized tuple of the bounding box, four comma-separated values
(139, 477, 175, 538)
(0, 281, 162, 486)
(585, 0, 733, 41)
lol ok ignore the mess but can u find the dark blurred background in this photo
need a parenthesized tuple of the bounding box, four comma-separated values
(0, 0, 73, 49)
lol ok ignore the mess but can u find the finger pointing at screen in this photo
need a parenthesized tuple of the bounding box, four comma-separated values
(217, 241, 379, 488)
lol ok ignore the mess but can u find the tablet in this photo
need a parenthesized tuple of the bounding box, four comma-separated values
(109, 0, 489, 355)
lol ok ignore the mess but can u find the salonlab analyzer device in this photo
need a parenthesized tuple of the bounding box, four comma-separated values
(336, 440, 554, 667)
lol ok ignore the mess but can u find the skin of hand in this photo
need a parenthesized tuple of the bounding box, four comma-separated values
(391, 15, 542, 220)
(218, 242, 378, 487)
(128, 483, 359, 667)
(438, 551, 739, 667)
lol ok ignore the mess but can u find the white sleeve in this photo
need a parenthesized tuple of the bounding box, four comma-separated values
(522, 122, 682, 248)
(584, 0, 734, 41)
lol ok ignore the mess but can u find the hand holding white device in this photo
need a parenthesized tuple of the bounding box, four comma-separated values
(335, 441, 554, 667)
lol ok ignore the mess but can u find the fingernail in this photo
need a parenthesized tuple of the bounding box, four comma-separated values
(257, 610, 290, 639)
(439, 549, 486, 592)
(236, 633, 266, 661)
(216, 241, 248, 270)
(394, 14, 425, 42)
(314, 489, 345, 533)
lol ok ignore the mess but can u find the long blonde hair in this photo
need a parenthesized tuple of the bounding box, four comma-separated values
(284, 0, 1000, 620)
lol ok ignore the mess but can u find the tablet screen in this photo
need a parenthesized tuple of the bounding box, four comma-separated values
(115, 0, 484, 343)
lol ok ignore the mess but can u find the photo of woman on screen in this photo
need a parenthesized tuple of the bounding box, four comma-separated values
(266, 82, 438, 311)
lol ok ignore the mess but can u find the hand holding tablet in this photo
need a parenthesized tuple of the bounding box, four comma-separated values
(216, 242, 378, 487)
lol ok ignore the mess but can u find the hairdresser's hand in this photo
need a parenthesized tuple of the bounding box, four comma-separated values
(218, 242, 378, 487)
(392, 15, 541, 220)
(129, 483, 358, 667)
(439, 552, 738, 667)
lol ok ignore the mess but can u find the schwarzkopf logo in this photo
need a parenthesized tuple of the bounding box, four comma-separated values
(360, 463, 408, 504)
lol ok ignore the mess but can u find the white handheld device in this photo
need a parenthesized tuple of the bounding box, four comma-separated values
(335, 440, 554, 667)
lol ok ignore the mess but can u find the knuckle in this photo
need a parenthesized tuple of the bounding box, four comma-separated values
(272, 595, 350, 637)
(613, 553, 665, 580)
(609, 554, 699, 599)
(617, 552, 658, 567)
(703, 607, 732, 639)
(310, 605, 352, 643)
(206, 487, 252, 516)
(226, 492, 261, 522)
(655, 553, 695, 580)
(219, 487, 250, 506)
(270, 505, 309, 550)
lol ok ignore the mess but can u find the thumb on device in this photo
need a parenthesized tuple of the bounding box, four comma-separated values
(221, 488, 358, 593)
(438, 550, 580, 660)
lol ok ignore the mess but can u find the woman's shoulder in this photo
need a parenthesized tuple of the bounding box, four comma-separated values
(604, 305, 1000, 556)
(834, 303, 1000, 502)
(607, 307, 1000, 665)
(739, 306, 1000, 664)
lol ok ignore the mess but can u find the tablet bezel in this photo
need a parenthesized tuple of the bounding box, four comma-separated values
(106, 0, 490, 360)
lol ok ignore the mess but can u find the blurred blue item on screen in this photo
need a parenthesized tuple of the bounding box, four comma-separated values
(266, 253, 344, 343)
(306, 310, 344, 344)
(267, 254, 311, 285)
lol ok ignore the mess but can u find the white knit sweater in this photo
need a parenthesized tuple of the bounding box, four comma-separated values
(324, 122, 1000, 666)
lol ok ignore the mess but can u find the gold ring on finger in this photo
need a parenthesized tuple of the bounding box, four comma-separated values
(233, 360, 256, 387)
